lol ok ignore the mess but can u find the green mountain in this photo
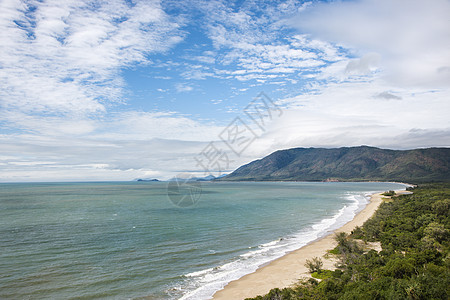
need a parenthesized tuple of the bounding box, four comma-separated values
(222, 146, 450, 183)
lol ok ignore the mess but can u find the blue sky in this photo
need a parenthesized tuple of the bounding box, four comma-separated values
(1, 0, 449, 182)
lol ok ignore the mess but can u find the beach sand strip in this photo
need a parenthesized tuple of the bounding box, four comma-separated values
(213, 190, 410, 300)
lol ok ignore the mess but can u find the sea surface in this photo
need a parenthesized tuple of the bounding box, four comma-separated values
(0, 181, 406, 299)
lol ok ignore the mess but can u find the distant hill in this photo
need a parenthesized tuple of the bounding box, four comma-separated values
(221, 146, 450, 183)
(167, 174, 229, 182)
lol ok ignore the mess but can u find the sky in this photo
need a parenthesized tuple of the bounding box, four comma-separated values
(0, 0, 449, 182)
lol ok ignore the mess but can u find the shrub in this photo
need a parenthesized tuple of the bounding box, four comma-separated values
(382, 190, 396, 196)
(328, 247, 340, 255)
(311, 269, 333, 279)
(305, 257, 323, 273)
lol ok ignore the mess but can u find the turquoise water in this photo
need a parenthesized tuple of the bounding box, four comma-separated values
(0, 181, 405, 299)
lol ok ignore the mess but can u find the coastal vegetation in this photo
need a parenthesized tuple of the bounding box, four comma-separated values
(246, 183, 450, 299)
(222, 146, 450, 182)
(305, 257, 323, 274)
(381, 190, 396, 196)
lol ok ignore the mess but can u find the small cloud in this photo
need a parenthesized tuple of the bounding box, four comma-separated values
(157, 88, 167, 92)
(175, 83, 193, 92)
(181, 68, 214, 80)
(203, 50, 215, 56)
(375, 91, 402, 100)
(191, 55, 215, 64)
(225, 107, 240, 114)
(92, 164, 109, 169)
(345, 53, 380, 75)
(211, 99, 223, 105)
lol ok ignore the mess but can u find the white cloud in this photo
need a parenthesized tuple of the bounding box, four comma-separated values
(211, 99, 222, 105)
(0, 109, 228, 181)
(184, 50, 217, 64)
(1, 0, 449, 182)
(292, 0, 450, 88)
(103, 111, 222, 141)
(187, 0, 344, 84)
(0, 0, 184, 123)
(180, 64, 215, 80)
(175, 83, 194, 92)
(256, 77, 450, 154)
(345, 53, 380, 75)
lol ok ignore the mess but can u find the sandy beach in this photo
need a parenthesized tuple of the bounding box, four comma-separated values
(213, 189, 409, 300)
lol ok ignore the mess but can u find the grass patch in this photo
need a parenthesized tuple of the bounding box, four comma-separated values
(311, 270, 333, 280)
(328, 247, 340, 255)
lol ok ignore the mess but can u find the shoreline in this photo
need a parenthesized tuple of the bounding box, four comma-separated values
(212, 188, 409, 300)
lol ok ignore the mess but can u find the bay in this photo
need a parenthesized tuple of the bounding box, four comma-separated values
(0, 181, 405, 299)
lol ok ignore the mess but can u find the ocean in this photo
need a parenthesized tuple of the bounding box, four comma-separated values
(0, 181, 405, 299)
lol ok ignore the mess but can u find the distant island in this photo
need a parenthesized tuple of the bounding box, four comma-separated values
(221, 146, 450, 183)
(135, 178, 160, 182)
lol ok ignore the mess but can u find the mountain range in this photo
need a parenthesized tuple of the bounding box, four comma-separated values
(221, 146, 450, 183)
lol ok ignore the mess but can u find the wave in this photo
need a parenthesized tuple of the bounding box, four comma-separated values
(174, 191, 372, 300)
